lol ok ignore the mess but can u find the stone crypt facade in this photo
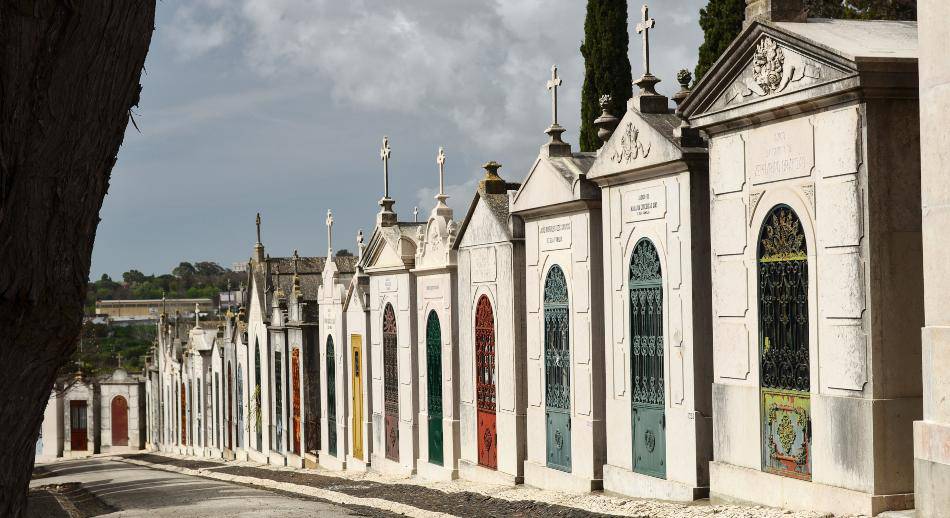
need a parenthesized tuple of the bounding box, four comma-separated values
(681, 5, 922, 515)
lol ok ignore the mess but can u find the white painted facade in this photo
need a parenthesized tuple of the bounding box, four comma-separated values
(344, 268, 373, 471)
(318, 256, 349, 470)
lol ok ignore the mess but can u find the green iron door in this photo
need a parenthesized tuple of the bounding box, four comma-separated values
(758, 206, 811, 480)
(630, 239, 666, 479)
(544, 265, 571, 472)
(326, 336, 337, 457)
(426, 311, 444, 466)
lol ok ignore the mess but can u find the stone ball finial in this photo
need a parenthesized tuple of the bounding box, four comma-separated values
(672, 68, 693, 109)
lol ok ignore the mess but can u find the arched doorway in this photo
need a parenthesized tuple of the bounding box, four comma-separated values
(227, 363, 233, 450)
(327, 336, 337, 456)
(180, 382, 186, 445)
(351, 334, 364, 460)
(544, 265, 571, 472)
(383, 303, 399, 461)
(112, 396, 129, 447)
(758, 205, 811, 479)
(475, 295, 497, 469)
(254, 341, 262, 452)
(236, 363, 244, 449)
(292, 347, 301, 456)
(629, 238, 665, 478)
(426, 311, 444, 466)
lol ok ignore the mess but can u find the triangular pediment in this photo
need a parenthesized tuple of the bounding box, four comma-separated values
(511, 157, 575, 213)
(683, 22, 857, 121)
(588, 108, 687, 179)
(458, 197, 510, 248)
(364, 227, 409, 271)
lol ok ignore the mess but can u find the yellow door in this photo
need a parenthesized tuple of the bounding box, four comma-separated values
(351, 334, 364, 460)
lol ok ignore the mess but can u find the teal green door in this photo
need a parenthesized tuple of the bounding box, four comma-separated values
(544, 265, 571, 472)
(426, 311, 444, 466)
(630, 239, 666, 479)
(327, 336, 337, 457)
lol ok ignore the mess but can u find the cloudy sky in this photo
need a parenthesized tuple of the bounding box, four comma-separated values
(91, 0, 708, 279)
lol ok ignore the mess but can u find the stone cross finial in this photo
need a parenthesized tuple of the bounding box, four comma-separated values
(326, 209, 334, 257)
(255, 212, 262, 244)
(357, 229, 365, 261)
(636, 5, 656, 77)
(546, 65, 563, 127)
(413, 206, 419, 222)
(436, 147, 446, 197)
(380, 136, 392, 199)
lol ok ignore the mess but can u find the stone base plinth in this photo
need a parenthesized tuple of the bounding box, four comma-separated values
(603, 464, 707, 502)
(303, 452, 319, 469)
(223, 449, 236, 461)
(370, 453, 414, 477)
(710, 461, 914, 516)
(458, 459, 522, 486)
(346, 455, 370, 472)
(266, 451, 286, 467)
(524, 461, 602, 493)
(914, 419, 950, 517)
(417, 460, 457, 481)
(319, 451, 346, 471)
(286, 452, 304, 469)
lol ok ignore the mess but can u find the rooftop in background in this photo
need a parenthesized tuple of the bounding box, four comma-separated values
(95, 298, 214, 322)
(775, 19, 917, 61)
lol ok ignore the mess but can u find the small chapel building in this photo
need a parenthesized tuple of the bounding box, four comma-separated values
(454, 161, 528, 485)
(412, 148, 461, 480)
(364, 137, 425, 476)
(680, 2, 922, 515)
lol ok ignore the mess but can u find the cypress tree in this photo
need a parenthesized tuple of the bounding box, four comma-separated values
(579, 0, 633, 152)
(694, 0, 746, 84)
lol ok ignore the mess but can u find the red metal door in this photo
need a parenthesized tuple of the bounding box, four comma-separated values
(475, 296, 497, 469)
(227, 365, 234, 450)
(383, 304, 399, 461)
(180, 382, 187, 445)
(292, 348, 301, 455)
(111, 396, 129, 447)
(70, 401, 88, 451)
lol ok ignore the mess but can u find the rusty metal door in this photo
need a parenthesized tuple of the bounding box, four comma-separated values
(180, 382, 187, 445)
(292, 347, 301, 455)
(70, 400, 88, 451)
(111, 396, 129, 447)
(475, 295, 497, 470)
(383, 304, 399, 461)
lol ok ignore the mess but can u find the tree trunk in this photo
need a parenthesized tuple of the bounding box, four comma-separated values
(0, 1, 155, 516)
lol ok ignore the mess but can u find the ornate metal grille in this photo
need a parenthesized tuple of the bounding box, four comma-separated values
(291, 348, 301, 455)
(475, 296, 496, 413)
(426, 311, 444, 466)
(326, 336, 337, 456)
(630, 238, 666, 479)
(630, 240, 664, 407)
(544, 266, 570, 411)
(758, 206, 811, 480)
(274, 352, 282, 450)
(236, 363, 244, 449)
(383, 303, 399, 461)
(227, 365, 233, 450)
(255, 342, 262, 452)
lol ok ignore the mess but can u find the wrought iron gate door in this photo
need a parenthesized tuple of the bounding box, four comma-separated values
(351, 335, 364, 460)
(292, 348, 301, 455)
(227, 365, 234, 450)
(383, 304, 400, 461)
(544, 266, 571, 472)
(758, 206, 811, 480)
(475, 295, 497, 469)
(327, 336, 337, 456)
(426, 311, 444, 466)
(630, 239, 666, 478)
(181, 382, 187, 445)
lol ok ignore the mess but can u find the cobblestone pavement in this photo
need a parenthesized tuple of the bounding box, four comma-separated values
(119, 453, 867, 518)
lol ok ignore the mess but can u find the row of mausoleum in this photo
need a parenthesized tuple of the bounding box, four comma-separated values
(143, 3, 935, 515)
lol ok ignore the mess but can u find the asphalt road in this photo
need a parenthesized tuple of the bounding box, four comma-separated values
(30, 457, 359, 517)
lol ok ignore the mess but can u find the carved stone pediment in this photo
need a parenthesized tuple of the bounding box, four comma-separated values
(708, 35, 849, 113)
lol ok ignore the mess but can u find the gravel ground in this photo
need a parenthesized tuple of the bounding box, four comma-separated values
(123, 453, 866, 518)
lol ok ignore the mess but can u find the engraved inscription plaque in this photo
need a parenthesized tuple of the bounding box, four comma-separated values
(748, 118, 815, 185)
(623, 185, 667, 223)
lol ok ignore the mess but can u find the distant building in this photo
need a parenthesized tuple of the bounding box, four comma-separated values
(96, 298, 214, 325)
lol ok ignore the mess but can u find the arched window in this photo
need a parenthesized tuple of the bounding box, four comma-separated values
(326, 336, 337, 456)
(758, 205, 811, 479)
(629, 238, 665, 478)
(543, 265, 571, 471)
(475, 295, 497, 469)
(426, 311, 443, 466)
(383, 303, 399, 461)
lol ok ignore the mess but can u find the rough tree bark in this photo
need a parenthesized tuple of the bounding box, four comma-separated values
(0, 1, 155, 516)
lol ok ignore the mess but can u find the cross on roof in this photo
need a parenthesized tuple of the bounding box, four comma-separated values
(436, 147, 446, 197)
(546, 64, 563, 127)
(357, 229, 365, 262)
(413, 206, 419, 222)
(255, 212, 262, 244)
(380, 136, 392, 199)
(636, 4, 656, 76)
(326, 209, 334, 256)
